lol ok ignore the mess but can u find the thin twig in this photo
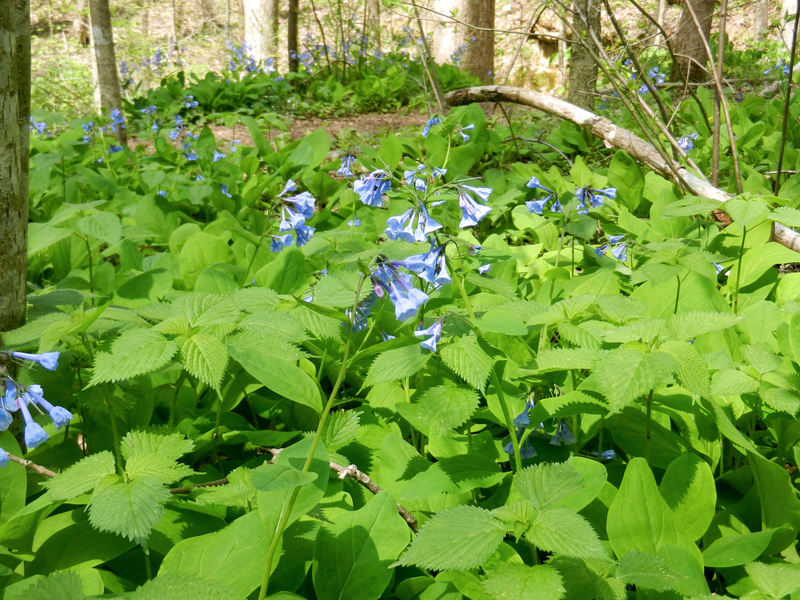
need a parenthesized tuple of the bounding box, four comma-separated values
(8, 453, 57, 478)
(773, 0, 800, 194)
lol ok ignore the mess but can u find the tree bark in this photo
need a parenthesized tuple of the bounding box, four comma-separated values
(201, 0, 217, 30)
(567, 0, 600, 110)
(672, 0, 715, 81)
(365, 0, 380, 52)
(0, 0, 30, 333)
(266, 0, 278, 55)
(461, 0, 494, 83)
(88, 0, 126, 143)
(244, 0, 267, 61)
(72, 0, 90, 46)
(288, 0, 298, 71)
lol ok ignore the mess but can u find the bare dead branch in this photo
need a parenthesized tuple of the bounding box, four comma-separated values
(8, 453, 57, 478)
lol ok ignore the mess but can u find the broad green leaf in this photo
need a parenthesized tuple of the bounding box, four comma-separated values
(395, 505, 504, 571)
(526, 508, 608, 560)
(77, 212, 121, 245)
(312, 493, 409, 600)
(250, 463, 318, 492)
(195, 467, 257, 509)
(90, 328, 178, 385)
(411, 383, 480, 434)
(749, 453, 800, 530)
(229, 338, 323, 413)
(258, 248, 307, 294)
(87, 476, 171, 544)
(477, 310, 528, 336)
(703, 529, 780, 567)
(608, 150, 644, 211)
(535, 348, 600, 372)
(181, 333, 229, 389)
(0, 432, 26, 523)
(129, 573, 238, 600)
(321, 410, 360, 451)
(179, 231, 232, 288)
(768, 206, 800, 227)
(606, 458, 682, 557)
(663, 312, 739, 342)
(746, 561, 800, 599)
(45, 451, 116, 501)
(589, 349, 678, 413)
(159, 510, 280, 599)
(731, 243, 800, 289)
(440, 335, 493, 391)
(616, 550, 684, 592)
(659, 454, 715, 542)
(363, 344, 431, 387)
(724, 196, 769, 227)
(438, 454, 506, 492)
(12, 570, 84, 600)
(313, 270, 368, 308)
(481, 564, 565, 600)
(514, 462, 584, 512)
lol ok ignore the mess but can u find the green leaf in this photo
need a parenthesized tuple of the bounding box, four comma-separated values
(321, 410, 360, 451)
(724, 196, 769, 227)
(440, 335, 493, 391)
(526, 508, 609, 560)
(746, 561, 800, 599)
(616, 550, 684, 593)
(659, 454, 715, 542)
(703, 529, 779, 568)
(395, 505, 505, 571)
(606, 458, 682, 557)
(229, 337, 323, 413)
(589, 349, 678, 412)
(45, 451, 117, 500)
(364, 344, 431, 387)
(731, 242, 800, 288)
(313, 270, 368, 308)
(0, 432, 26, 523)
(477, 310, 528, 336)
(768, 206, 800, 227)
(481, 564, 565, 600)
(608, 150, 644, 211)
(413, 383, 480, 433)
(749, 453, 800, 530)
(129, 573, 239, 600)
(87, 476, 171, 544)
(659, 341, 710, 397)
(16, 570, 84, 600)
(513, 462, 584, 512)
(195, 467, 257, 509)
(179, 231, 233, 288)
(663, 311, 740, 342)
(250, 463, 318, 492)
(77, 212, 121, 245)
(121, 431, 194, 484)
(90, 328, 178, 386)
(258, 248, 307, 295)
(312, 493, 410, 600)
(181, 333, 229, 389)
(535, 348, 600, 372)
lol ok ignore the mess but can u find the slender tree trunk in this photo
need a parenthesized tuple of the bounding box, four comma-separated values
(0, 0, 30, 334)
(431, 0, 458, 64)
(754, 0, 768, 40)
(72, 0, 90, 46)
(244, 0, 266, 61)
(672, 0, 715, 81)
(461, 0, 494, 83)
(365, 0, 380, 52)
(567, 0, 600, 110)
(88, 0, 126, 143)
(288, 0, 298, 71)
(266, 0, 278, 54)
(171, 0, 180, 40)
(141, 0, 150, 90)
(201, 0, 217, 30)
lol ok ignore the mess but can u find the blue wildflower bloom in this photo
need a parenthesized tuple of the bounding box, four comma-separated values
(184, 95, 199, 108)
(29, 117, 48, 136)
(432, 167, 447, 178)
(0, 408, 12, 431)
(213, 150, 226, 162)
(396, 243, 451, 287)
(504, 431, 537, 459)
(285, 191, 315, 220)
(371, 263, 429, 321)
(608, 234, 625, 245)
(2, 381, 17, 412)
(404, 165, 428, 191)
(677, 133, 698, 153)
(270, 233, 293, 253)
(575, 187, 616, 214)
(0, 448, 8, 467)
(348, 215, 361, 227)
(110, 108, 125, 126)
(108, 145, 123, 153)
(550, 421, 576, 446)
(384, 204, 442, 243)
(279, 206, 305, 232)
(25, 385, 72, 430)
(415, 320, 444, 352)
(611, 243, 628, 262)
(478, 264, 491, 274)
(10, 351, 59, 371)
(421, 115, 441, 137)
(354, 170, 391, 207)
(638, 67, 665, 94)
(600, 449, 616, 460)
(278, 179, 297, 198)
(459, 123, 475, 142)
(141, 105, 157, 115)
(526, 176, 557, 214)
(337, 155, 355, 178)
(17, 399, 48, 449)
(219, 184, 232, 198)
(294, 224, 315, 247)
(457, 185, 492, 228)
(595, 243, 609, 257)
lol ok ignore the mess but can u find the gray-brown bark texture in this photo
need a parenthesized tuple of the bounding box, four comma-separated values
(88, 0, 126, 143)
(567, 0, 601, 110)
(288, 0, 298, 71)
(461, 0, 495, 83)
(0, 0, 30, 333)
(673, 0, 715, 81)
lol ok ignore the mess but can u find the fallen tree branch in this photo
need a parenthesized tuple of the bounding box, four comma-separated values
(445, 85, 800, 253)
(8, 453, 57, 478)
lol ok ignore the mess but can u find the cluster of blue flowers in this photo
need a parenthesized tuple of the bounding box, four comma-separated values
(503, 399, 583, 460)
(595, 234, 628, 262)
(29, 117, 50, 136)
(526, 176, 616, 217)
(677, 132, 698, 153)
(764, 59, 791, 76)
(0, 351, 71, 466)
(270, 180, 317, 252)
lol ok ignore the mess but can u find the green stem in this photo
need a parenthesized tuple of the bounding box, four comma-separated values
(645, 390, 653, 462)
(143, 547, 152, 580)
(597, 415, 605, 457)
(168, 371, 187, 427)
(257, 275, 366, 600)
(491, 369, 522, 472)
(674, 273, 682, 314)
(733, 226, 746, 314)
(451, 256, 475, 321)
(104, 394, 123, 475)
(548, 229, 568, 303)
(84, 236, 94, 299)
(212, 387, 223, 465)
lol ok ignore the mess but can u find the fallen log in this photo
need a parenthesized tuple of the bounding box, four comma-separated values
(445, 85, 800, 254)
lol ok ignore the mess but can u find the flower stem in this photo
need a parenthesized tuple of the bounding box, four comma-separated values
(491, 369, 522, 472)
(645, 390, 654, 463)
(257, 275, 366, 600)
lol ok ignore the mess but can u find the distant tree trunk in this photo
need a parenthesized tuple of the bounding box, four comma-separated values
(431, 0, 458, 64)
(141, 0, 150, 90)
(568, 0, 600, 110)
(266, 0, 278, 54)
(244, 0, 266, 61)
(781, 0, 797, 50)
(72, 0, 90, 46)
(365, 0, 380, 52)
(754, 0, 768, 39)
(288, 0, 298, 71)
(201, 0, 217, 30)
(0, 0, 31, 333)
(88, 0, 127, 144)
(461, 0, 494, 83)
(171, 0, 181, 40)
(672, 0, 714, 81)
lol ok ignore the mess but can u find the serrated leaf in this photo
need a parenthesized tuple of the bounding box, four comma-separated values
(231, 287, 281, 312)
(195, 467, 257, 509)
(761, 386, 800, 415)
(313, 270, 369, 308)
(711, 369, 759, 395)
(514, 462, 584, 512)
(77, 211, 122, 244)
(590, 349, 678, 412)
(90, 328, 178, 385)
(294, 304, 343, 340)
(616, 550, 684, 592)
(415, 383, 480, 432)
(181, 334, 229, 389)
(769, 206, 800, 227)
(250, 463, 318, 492)
(536, 348, 600, 372)
(322, 410, 360, 451)
(238, 312, 307, 344)
(121, 430, 194, 462)
(88, 476, 171, 544)
(746, 561, 800, 599)
(526, 508, 609, 560)
(663, 311, 740, 342)
(45, 451, 116, 500)
(179, 293, 241, 328)
(481, 564, 565, 600)
(19, 570, 85, 600)
(130, 573, 239, 600)
(438, 454, 506, 491)
(659, 341, 710, 397)
(440, 336, 493, 391)
(395, 505, 505, 570)
(364, 344, 431, 387)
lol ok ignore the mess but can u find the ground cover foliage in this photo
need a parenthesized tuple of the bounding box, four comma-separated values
(8, 45, 800, 600)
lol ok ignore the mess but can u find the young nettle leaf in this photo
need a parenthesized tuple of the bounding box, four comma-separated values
(363, 344, 431, 387)
(128, 572, 239, 600)
(411, 382, 480, 434)
(45, 451, 116, 500)
(481, 563, 566, 600)
(745, 561, 800, 599)
(195, 466, 257, 509)
(615, 550, 686, 593)
(394, 505, 505, 571)
(321, 409, 360, 451)
(89, 328, 179, 386)
(121, 431, 195, 484)
(525, 508, 609, 561)
(440, 335, 493, 392)
(18, 570, 85, 600)
(513, 462, 585, 512)
(180, 333, 229, 389)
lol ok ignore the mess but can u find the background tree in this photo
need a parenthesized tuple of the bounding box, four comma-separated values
(244, 0, 278, 61)
(88, 0, 126, 144)
(365, 0, 380, 51)
(567, 0, 601, 110)
(431, 0, 495, 84)
(0, 0, 30, 333)
(288, 0, 298, 71)
(672, 0, 715, 81)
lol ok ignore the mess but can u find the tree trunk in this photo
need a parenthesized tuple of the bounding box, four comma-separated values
(288, 0, 298, 71)
(266, 0, 278, 55)
(0, 0, 30, 334)
(781, 0, 797, 50)
(201, 0, 217, 30)
(754, 0, 768, 40)
(72, 0, 90, 46)
(461, 0, 494, 83)
(243, 0, 267, 61)
(365, 0, 380, 52)
(431, 0, 458, 64)
(88, 0, 126, 144)
(672, 0, 715, 82)
(567, 0, 600, 110)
